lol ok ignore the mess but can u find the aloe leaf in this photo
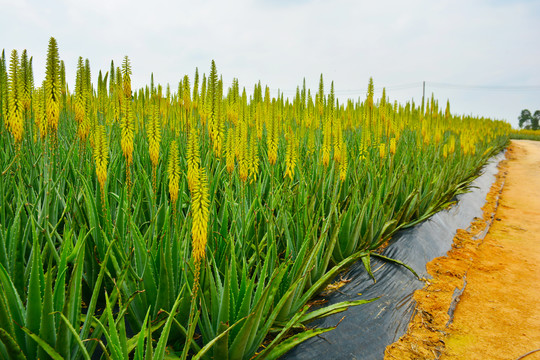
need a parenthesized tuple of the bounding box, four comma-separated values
(0, 228, 8, 276)
(166, 315, 202, 355)
(249, 263, 320, 355)
(371, 252, 419, 279)
(55, 243, 85, 358)
(9, 199, 24, 301)
(179, 304, 200, 360)
(297, 249, 368, 307)
(361, 253, 376, 283)
(0, 327, 27, 360)
(190, 313, 245, 360)
(93, 315, 123, 360)
(105, 292, 123, 359)
(154, 244, 171, 318)
(22, 327, 64, 360)
(263, 327, 335, 360)
(153, 287, 187, 360)
(58, 313, 91, 360)
(83, 237, 133, 358)
(118, 305, 129, 360)
(52, 237, 69, 316)
(145, 307, 153, 360)
(77, 238, 115, 354)
(25, 238, 43, 360)
(230, 266, 288, 359)
(0, 288, 17, 346)
(213, 261, 231, 359)
(0, 263, 26, 349)
(254, 305, 310, 359)
(133, 309, 150, 360)
(298, 298, 378, 324)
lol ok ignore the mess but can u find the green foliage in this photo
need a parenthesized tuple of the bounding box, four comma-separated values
(510, 128, 540, 141)
(0, 50, 8, 125)
(45, 37, 61, 119)
(0, 39, 511, 360)
(518, 109, 540, 130)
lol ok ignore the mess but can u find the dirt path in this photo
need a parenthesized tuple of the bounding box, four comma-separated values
(385, 140, 540, 360)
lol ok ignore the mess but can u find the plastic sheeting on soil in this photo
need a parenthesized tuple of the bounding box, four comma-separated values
(282, 152, 506, 360)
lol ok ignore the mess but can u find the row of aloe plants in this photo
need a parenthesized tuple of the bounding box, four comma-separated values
(0, 38, 510, 359)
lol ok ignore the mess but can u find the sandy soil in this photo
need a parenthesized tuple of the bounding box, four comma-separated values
(385, 140, 540, 360)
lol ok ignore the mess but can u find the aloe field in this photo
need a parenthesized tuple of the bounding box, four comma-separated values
(0, 38, 510, 359)
(510, 129, 540, 141)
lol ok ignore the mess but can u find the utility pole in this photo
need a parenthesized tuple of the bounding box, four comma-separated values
(421, 81, 426, 114)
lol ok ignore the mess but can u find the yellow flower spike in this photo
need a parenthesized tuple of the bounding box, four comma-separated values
(167, 140, 181, 206)
(333, 121, 343, 163)
(238, 105, 249, 182)
(239, 131, 249, 183)
(19, 50, 31, 114)
(120, 102, 134, 165)
(148, 102, 162, 169)
(255, 103, 263, 140)
(187, 126, 201, 194)
(322, 143, 330, 167)
(389, 137, 397, 156)
(93, 125, 109, 193)
(120, 56, 134, 167)
(449, 135, 455, 154)
(7, 49, 24, 144)
(191, 167, 209, 263)
(284, 129, 297, 180)
(339, 143, 348, 182)
(226, 128, 235, 175)
(249, 135, 259, 183)
(379, 143, 386, 159)
(34, 87, 47, 141)
(45, 37, 61, 137)
(267, 104, 278, 166)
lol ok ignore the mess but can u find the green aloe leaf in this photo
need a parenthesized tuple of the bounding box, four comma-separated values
(38, 260, 56, 360)
(55, 242, 85, 358)
(25, 328, 64, 360)
(25, 238, 43, 360)
(263, 327, 335, 360)
(0, 327, 27, 360)
(0, 263, 26, 350)
(371, 252, 419, 279)
(58, 313, 91, 360)
(133, 309, 151, 360)
(298, 298, 378, 324)
(154, 285, 188, 360)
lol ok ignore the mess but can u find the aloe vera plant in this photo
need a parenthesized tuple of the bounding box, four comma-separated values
(0, 38, 510, 359)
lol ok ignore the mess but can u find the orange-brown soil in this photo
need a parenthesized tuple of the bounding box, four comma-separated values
(385, 140, 540, 360)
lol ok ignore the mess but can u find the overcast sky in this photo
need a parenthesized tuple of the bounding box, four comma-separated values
(1, 0, 539, 128)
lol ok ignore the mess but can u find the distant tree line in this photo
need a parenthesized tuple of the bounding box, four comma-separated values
(519, 109, 540, 130)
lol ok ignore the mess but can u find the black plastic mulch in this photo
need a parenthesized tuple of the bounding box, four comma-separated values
(282, 152, 505, 360)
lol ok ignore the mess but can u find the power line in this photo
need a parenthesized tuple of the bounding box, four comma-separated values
(333, 82, 423, 94)
(335, 81, 540, 95)
(428, 82, 540, 92)
(203, 80, 540, 98)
